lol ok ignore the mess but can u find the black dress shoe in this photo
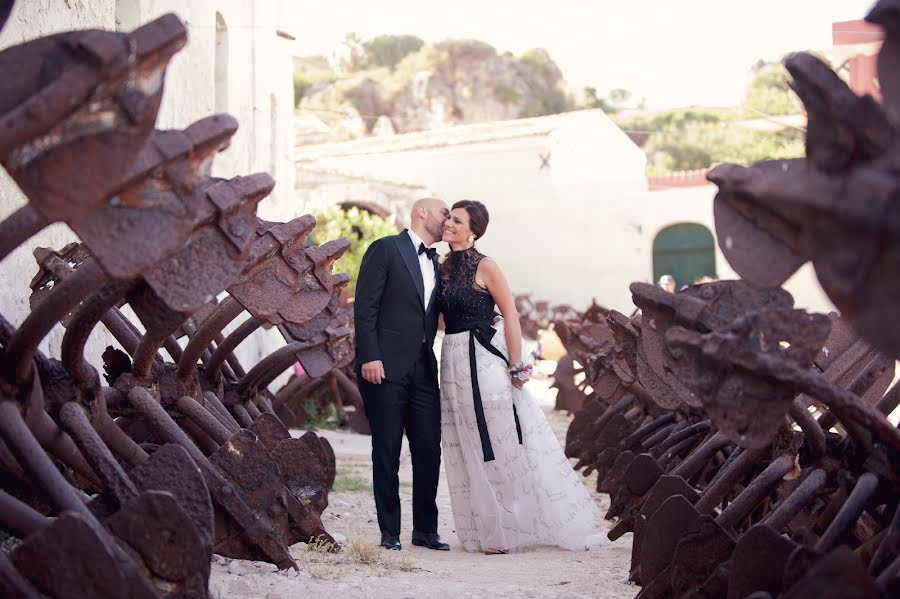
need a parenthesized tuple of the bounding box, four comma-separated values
(380, 531, 401, 550)
(411, 530, 450, 551)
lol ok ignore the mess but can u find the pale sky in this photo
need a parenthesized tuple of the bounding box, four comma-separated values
(286, 0, 878, 108)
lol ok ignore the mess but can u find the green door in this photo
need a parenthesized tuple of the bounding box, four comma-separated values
(653, 223, 716, 289)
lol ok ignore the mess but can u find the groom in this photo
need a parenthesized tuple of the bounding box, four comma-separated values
(354, 197, 451, 551)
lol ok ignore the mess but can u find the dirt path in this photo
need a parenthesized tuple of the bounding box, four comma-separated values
(209, 378, 637, 599)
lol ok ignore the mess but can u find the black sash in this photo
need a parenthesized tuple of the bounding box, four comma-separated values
(445, 320, 523, 462)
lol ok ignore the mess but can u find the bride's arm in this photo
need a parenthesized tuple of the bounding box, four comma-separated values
(479, 258, 522, 370)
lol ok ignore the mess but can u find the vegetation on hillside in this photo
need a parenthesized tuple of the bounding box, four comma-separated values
(613, 107, 804, 173)
(364, 35, 425, 70)
(293, 34, 576, 131)
(745, 59, 804, 116)
(583, 87, 644, 114)
(295, 37, 811, 173)
(611, 59, 808, 173)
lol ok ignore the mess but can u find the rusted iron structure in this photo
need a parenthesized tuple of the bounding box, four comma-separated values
(514, 293, 581, 341)
(563, 3, 900, 596)
(0, 9, 365, 598)
(549, 299, 613, 414)
(565, 281, 898, 598)
(512, 293, 590, 413)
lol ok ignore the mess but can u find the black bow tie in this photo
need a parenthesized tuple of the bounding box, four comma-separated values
(418, 243, 437, 260)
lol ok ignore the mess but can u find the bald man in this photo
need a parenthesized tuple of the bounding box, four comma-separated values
(354, 197, 452, 551)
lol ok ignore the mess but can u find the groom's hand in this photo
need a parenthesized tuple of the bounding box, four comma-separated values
(361, 360, 385, 384)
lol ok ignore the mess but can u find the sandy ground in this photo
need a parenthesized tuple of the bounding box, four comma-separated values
(209, 375, 637, 599)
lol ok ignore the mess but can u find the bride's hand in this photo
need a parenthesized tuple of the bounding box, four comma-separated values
(511, 379, 524, 390)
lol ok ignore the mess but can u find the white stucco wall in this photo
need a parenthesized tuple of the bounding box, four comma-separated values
(114, 0, 297, 218)
(296, 118, 833, 315)
(293, 123, 644, 311)
(470, 182, 834, 314)
(479, 182, 833, 314)
(596, 185, 834, 314)
(293, 113, 648, 310)
(0, 0, 300, 388)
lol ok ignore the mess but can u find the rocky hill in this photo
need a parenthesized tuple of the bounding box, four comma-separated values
(294, 38, 577, 144)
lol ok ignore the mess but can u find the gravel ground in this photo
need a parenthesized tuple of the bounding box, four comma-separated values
(209, 376, 638, 599)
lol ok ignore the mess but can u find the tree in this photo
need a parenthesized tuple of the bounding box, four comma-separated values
(310, 206, 398, 296)
(608, 88, 631, 105)
(614, 108, 805, 173)
(521, 89, 574, 118)
(363, 35, 425, 71)
(582, 87, 638, 113)
(293, 74, 312, 107)
(338, 32, 367, 72)
(744, 61, 802, 116)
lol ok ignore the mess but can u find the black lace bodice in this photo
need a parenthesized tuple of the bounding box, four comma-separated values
(442, 247, 496, 331)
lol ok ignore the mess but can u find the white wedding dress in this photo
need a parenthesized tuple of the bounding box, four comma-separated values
(439, 247, 600, 553)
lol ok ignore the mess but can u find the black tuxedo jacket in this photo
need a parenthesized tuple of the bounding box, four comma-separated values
(354, 230, 441, 382)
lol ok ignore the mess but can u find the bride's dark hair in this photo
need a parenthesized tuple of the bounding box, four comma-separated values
(454, 199, 489, 240)
(441, 200, 489, 285)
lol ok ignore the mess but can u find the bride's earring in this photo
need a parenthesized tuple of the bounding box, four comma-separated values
(468, 235, 476, 243)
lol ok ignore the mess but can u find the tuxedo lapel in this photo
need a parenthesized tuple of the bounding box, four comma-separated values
(395, 231, 425, 307)
(426, 255, 440, 315)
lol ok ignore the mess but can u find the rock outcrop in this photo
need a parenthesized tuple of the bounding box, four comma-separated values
(295, 41, 575, 143)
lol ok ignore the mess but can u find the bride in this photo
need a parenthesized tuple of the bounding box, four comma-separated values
(439, 199, 600, 554)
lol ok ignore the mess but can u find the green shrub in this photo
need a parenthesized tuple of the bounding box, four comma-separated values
(494, 84, 521, 103)
(435, 39, 498, 62)
(745, 85, 801, 116)
(519, 48, 556, 74)
(363, 35, 425, 71)
(302, 397, 340, 430)
(311, 205, 398, 296)
(332, 469, 373, 492)
(744, 62, 802, 116)
(294, 74, 313, 106)
(615, 105, 804, 174)
(520, 89, 574, 118)
(643, 120, 804, 173)
(616, 108, 724, 133)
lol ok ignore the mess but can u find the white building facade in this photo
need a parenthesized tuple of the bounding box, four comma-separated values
(294, 109, 833, 314)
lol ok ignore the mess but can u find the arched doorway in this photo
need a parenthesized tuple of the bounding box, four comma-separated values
(652, 223, 716, 288)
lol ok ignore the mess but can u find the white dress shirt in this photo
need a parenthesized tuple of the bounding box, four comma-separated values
(407, 229, 436, 312)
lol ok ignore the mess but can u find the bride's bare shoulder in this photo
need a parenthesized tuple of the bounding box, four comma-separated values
(475, 256, 508, 283)
(476, 255, 499, 270)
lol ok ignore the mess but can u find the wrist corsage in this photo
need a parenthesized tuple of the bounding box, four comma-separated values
(508, 361, 533, 382)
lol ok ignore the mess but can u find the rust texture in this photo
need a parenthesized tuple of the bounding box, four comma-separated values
(557, 4, 900, 595)
(0, 6, 366, 597)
